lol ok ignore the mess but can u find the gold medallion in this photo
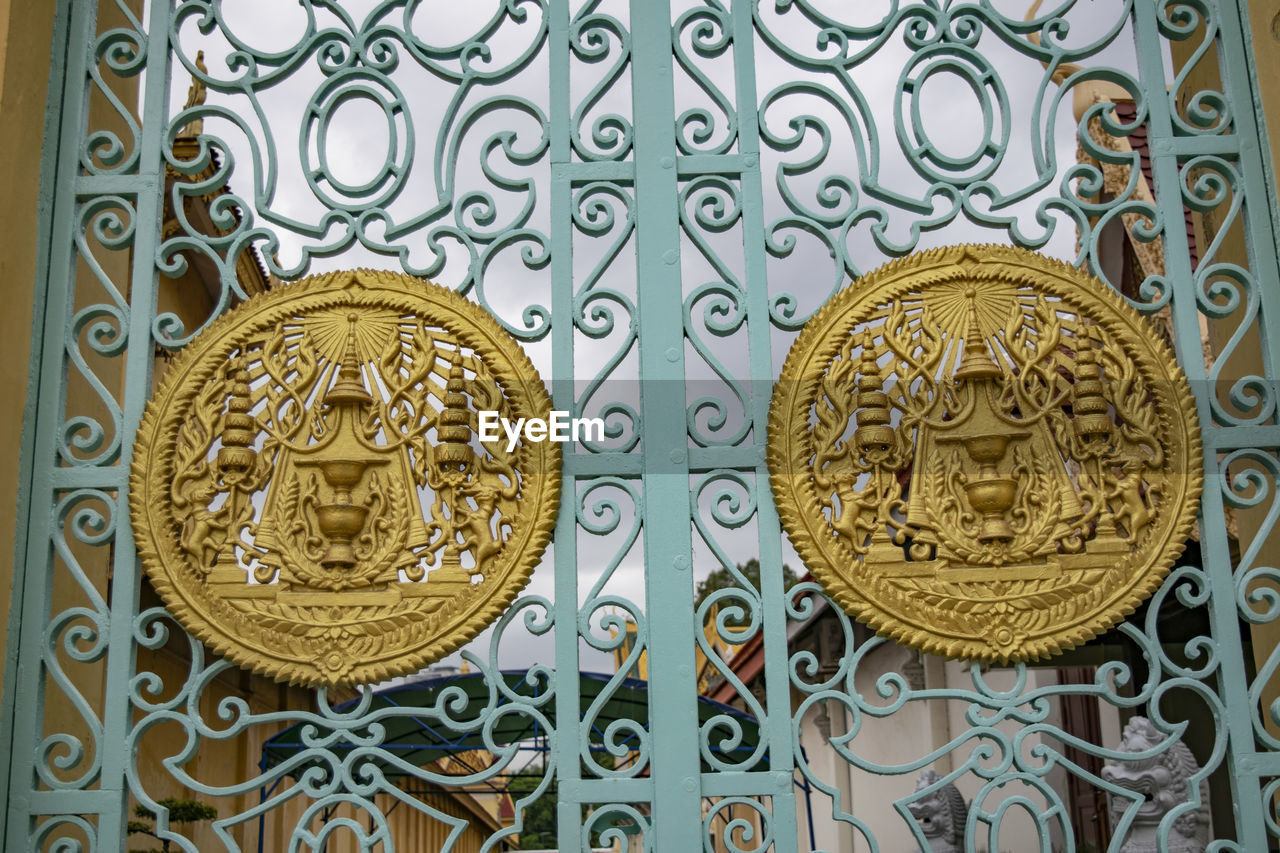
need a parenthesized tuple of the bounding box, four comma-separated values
(130, 269, 559, 686)
(769, 245, 1202, 662)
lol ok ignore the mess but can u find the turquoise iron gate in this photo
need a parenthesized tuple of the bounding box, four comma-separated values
(4, 0, 1280, 850)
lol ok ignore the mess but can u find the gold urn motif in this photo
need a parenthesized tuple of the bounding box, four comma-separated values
(130, 269, 559, 686)
(769, 245, 1202, 662)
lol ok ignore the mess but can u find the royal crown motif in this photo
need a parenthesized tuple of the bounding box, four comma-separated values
(769, 245, 1202, 662)
(131, 269, 559, 686)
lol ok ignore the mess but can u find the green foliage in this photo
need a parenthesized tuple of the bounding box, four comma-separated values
(134, 798, 218, 824)
(507, 765, 557, 850)
(694, 558, 799, 609)
(507, 754, 619, 849)
(127, 798, 217, 853)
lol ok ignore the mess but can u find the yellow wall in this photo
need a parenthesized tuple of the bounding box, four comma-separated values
(1247, 0, 1280, 733)
(1252, 1, 1280, 179)
(0, 0, 57, 685)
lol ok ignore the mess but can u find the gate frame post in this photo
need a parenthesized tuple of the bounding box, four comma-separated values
(630, 0, 707, 846)
(0, 0, 75, 843)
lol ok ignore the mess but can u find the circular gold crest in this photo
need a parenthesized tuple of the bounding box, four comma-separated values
(769, 245, 1202, 662)
(131, 269, 560, 686)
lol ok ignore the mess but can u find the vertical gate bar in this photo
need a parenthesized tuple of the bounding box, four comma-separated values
(630, 0, 704, 846)
(1211, 0, 1280, 832)
(0, 0, 74, 840)
(3, 0, 97, 847)
(1216, 0, 1280, 377)
(95, 0, 171, 843)
(729, 1, 801, 843)
(1131, 3, 1268, 848)
(548, 0, 585, 848)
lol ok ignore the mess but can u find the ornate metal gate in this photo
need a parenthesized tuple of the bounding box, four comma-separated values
(4, 1, 1280, 850)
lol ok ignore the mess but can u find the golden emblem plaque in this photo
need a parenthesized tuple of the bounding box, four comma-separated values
(768, 245, 1202, 662)
(131, 269, 559, 686)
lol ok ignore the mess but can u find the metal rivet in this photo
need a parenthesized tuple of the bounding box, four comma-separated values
(744, 153, 758, 167)
(669, 449, 685, 464)
(662, 249, 678, 265)
(682, 776, 696, 792)
(665, 347, 680, 362)
(773, 771, 790, 788)
(661, 156, 675, 169)
(673, 554, 689, 571)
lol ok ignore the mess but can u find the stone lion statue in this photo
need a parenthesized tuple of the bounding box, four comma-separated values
(1101, 716, 1210, 853)
(907, 769, 968, 853)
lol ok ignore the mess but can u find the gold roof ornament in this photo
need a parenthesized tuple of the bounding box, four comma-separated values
(131, 269, 560, 686)
(768, 245, 1202, 663)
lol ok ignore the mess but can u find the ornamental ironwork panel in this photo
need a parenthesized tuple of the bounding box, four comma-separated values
(3, 1, 1280, 851)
